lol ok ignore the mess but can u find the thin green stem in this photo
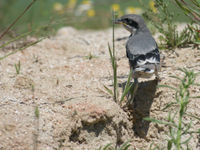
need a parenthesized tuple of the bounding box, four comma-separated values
(176, 105, 183, 150)
(0, 37, 44, 61)
(0, 31, 32, 49)
(0, 0, 37, 40)
(112, 11, 118, 102)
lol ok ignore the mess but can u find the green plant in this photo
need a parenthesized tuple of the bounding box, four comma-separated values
(31, 83, 35, 92)
(35, 105, 39, 118)
(176, 24, 200, 49)
(144, 68, 200, 150)
(85, 53, 98, 60)
(120, 69, 134, 104)
(173, 0, 200, 24)
(98, 141, 131, 150)
(0, 0, 46, 62)
(108, 11, 118, 102)
(104, 12, 134, 105)
(0, 37, 44, 61)
(0, 0, 37, 40)
(148, 143, 161, 150)
(189, 25, 200, 47)
(140, 0, 199, 50)
(34, 105, 39, 150)
(173, 0, 200, 48)
(14, 60, 21, 75)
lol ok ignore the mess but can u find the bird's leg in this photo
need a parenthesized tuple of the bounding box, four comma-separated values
(155, 70, 160, 80)
(130, 78, 138, 104)
(155, 64, 161, 82)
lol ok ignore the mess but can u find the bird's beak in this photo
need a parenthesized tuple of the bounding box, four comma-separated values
(114, 18, 123, 24)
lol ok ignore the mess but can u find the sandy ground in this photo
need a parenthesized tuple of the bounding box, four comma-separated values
(0, 27, 200, 150)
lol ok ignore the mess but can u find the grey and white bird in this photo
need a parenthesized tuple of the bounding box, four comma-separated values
(115, 14, 160, 99)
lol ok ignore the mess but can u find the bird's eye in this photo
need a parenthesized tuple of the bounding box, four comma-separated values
(124, 18, 130, 24)
(128, 20, 132, 24)
(124, 18, 139, 29)
(124, 18, 133, 25)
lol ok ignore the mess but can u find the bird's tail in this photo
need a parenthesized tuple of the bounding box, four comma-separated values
(132, 63, 160, 78)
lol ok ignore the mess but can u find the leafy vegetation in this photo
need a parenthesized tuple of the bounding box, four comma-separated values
(173, 0, 200, 24)
(0, 0, 46, 61)
(145, 68, 200, 150)
(140, 0, 200, 50)
(0, 0, 192, 34)
(102, 68, 200, 149)
(98, 141, 131, 150)
(14, 60, 21, 75)
(104, 12, 134, 105)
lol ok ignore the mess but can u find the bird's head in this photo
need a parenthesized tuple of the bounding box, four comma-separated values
(114, 14, 147, 33)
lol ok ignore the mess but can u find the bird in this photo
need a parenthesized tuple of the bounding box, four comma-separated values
(114, 14, 160, 101)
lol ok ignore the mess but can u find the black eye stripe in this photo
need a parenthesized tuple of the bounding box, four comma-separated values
(125, 18, 130, 23)
(123, 18, 139, 29)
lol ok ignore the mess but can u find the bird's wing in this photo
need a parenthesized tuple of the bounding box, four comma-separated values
(126, 33, 160, 68)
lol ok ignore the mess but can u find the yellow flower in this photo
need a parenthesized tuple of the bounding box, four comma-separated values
(125, 7, 143, 15)
(111, 4, 120, 12)
(82, 0, 91, 5)
(75, 0, 92, 16)
(67, 0, 77, 10)
(125, 7, 136, 14)
(87, 9, 95, 17)
(149, 0, 157, 13)
(53, 2, 64, 14)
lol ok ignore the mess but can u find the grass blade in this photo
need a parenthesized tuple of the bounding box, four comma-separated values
(112, 11, 118, 102)
(169, 75, 182, 81)
(181, 136, 192, 145)
(108, 43, 113, 61)
(162, 102, 177, 111)
(144, 117, 176, 127)
(0, 37, 44, 61)
(102, 143, 112, 150)
(119, 141, 131, 150)
(35, 106, 39, 118)
(0, 0, 37, 40)
(167, 140, 172, 150)
(185, 113, 200, 121)
(189, 96, 200, 99)
(120, 83, 133, 103)
(120, 70, 133, 102)
(0, 31, 32, 49)
(157, 84, 178, 91)
(103, 85, 113, 96)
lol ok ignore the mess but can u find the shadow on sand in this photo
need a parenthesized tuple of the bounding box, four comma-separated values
(120, 79, 158, 138)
